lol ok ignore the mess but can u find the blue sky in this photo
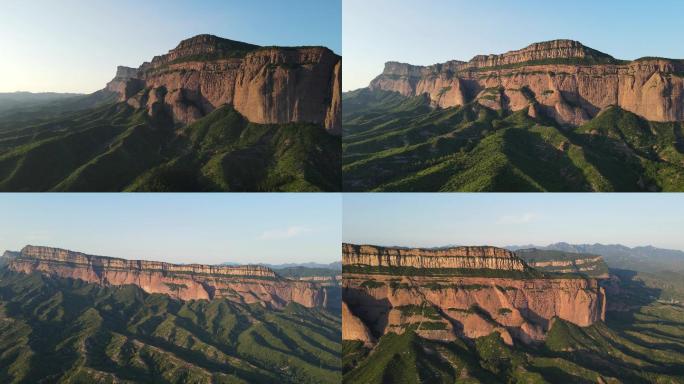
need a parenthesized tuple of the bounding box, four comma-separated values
(343, 0, 684, 91)
(0, 194, 341, 265)
(343, 194, 684, 250)
(0, 0, 341, 93)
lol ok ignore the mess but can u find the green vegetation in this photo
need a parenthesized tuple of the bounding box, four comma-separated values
(360, 280, 385, 289)
(0, 100, 340, 191)
(342, 89, 684, 191)
(0, 270, 341, 383)
(497, 308, 512, 315)
(163, 282, 188, 291)
(437, 86, 452, 97)
(395, 304, 441, 320)
(274, 266, 339, 279)
(344, 264, 543, 279)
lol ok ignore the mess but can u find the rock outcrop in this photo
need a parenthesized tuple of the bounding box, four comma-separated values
(106, 34, 341, 134)
(342, 301, 375, 346)
(343, 243, 606, 346)
(8, 245, 327, 308)
(343, 243, 527, 270)
(515, 248, 610, 278)
(368, 39, 684, 126)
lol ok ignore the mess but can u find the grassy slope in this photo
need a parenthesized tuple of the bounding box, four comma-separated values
(345, 307, 684, 384)
(342, 89, 684, 192)
(0, 270, 341, 384)
(0, 102, 340, 191)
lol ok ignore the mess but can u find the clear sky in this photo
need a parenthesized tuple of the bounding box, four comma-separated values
(0, 194, 341, 265)
(343, 194, 684, 251)
(343, 0, 684, 91)
(0, 0, 341, 93)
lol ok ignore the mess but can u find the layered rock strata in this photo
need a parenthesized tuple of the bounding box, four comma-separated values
(343, 244, 606, 346)
(342, 243, 526, 270)
(8, 245, 326, 308)
(106, 34, 341, 134)
(368, 39, 684, 126)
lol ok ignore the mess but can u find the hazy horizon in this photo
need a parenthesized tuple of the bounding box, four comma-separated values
(343, 0, 684, 91)
(0, 194, 341, 265)
(343, 193, 684, 251)
(0, 0, 341, 94)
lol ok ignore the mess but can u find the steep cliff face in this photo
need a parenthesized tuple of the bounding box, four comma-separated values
(8, 245, 326, 308)
(342, 244, 527, 270)
(369, 39, 684, 126)
(343, 243, 606, 346)
(106, 34, 341, 134)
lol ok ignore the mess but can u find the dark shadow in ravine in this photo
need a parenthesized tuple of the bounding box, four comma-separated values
(343, 287, 391, 339)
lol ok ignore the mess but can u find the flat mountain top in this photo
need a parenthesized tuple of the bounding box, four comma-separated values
(15, 245, 278, 277)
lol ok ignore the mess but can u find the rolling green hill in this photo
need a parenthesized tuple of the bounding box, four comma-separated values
(342, 89, 684, 191)
(0, 98, 340, 191)
(343, 271, 684, 383)
(0, 270, 341, 383)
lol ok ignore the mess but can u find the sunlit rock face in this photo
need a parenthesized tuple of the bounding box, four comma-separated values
(342, 243, 606, 346)
(369, 39, 684, 126)
(9, 245, 327, 308)
(105, 34, 341, 134)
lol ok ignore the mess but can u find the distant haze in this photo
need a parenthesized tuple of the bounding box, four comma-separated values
(343, 193, 684, 251)
(0, 194, 341, 265)
(343, 0, 684, 91)
(0, 0, 341, 93)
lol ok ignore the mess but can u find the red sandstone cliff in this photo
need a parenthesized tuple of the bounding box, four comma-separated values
(342, 243, 527, 270)
(342, 244, 606, 346)
(368, 39, 684, 126)
(8, 245, 327, 308)
(106, 34, 341, 134)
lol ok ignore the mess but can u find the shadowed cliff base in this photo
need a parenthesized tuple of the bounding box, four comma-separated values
(0, 34, 341, 192)
(343, 39, 684, 192)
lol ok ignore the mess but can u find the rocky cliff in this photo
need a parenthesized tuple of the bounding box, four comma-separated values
(8, 245, 327, 308)
(343, 243, 606, 346)
(368, 39, 684, 126)
(515, 248, 610, 278)
(106, 34, 341, 134)
(343, 243, 527, 270)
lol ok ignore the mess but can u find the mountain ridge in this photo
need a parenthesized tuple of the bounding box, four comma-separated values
(368, 39, 684, 126)
(5, 245, 331, 308)
(106, 33, 341, 134)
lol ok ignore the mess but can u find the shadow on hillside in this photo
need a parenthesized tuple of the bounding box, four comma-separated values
(569, 132, 655, 191)
(502, 128, 591, 191)
(605, 268, 662, 317)
(343, 287, 391, 339)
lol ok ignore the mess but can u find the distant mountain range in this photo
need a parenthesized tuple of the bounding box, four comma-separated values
(221, 261, 342, 271)
(507, 242, 684, 273)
